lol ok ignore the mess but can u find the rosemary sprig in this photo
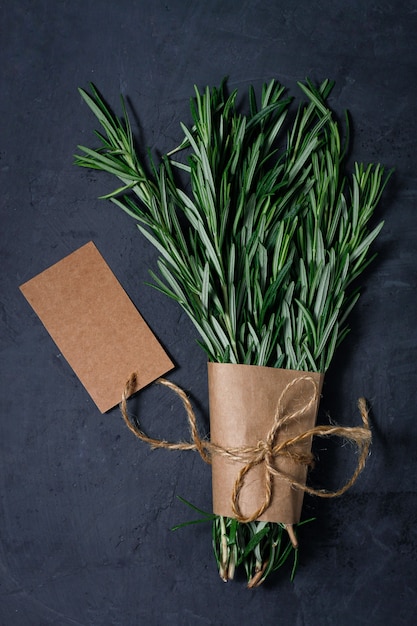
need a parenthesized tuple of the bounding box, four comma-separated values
(75, 79, 392, 586)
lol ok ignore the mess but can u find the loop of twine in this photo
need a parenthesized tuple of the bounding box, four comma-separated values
(120, 372, 372, 524)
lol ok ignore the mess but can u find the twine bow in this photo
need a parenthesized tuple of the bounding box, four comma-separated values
(120, 373, 372, 525)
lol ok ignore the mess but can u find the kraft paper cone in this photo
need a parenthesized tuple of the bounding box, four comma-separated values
(208, 363, 324, 524)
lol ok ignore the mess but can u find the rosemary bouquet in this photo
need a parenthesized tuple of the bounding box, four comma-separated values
(75, 78, 391, 586)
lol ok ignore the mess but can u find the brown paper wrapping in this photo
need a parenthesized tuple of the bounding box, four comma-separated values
(208, 363, 324, 524)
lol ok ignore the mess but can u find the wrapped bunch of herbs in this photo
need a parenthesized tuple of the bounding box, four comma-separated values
(75, 78, 391, 587)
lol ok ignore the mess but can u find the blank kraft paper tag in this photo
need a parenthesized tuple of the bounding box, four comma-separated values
(20, 241, 174, 412)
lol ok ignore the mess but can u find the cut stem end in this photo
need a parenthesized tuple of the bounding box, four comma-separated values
(285, 524, 298, 548)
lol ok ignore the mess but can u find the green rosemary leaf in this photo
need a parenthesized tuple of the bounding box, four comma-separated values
(313, 263, 331, 320)
(99, 182, 136, 200)
(109, 197, 143, 220)
(241, 526, 270, 560)
(180, 121, 201, 157)
(75, 145, 138, 180)
(249, 84, 258, 117)
(170, 159, 191, 173)
(201, 262, 210, 314)
(175, 495, 214, 517)
(156, 260, 189, 305)
(171, 518, 214, 531)
(301, 341, 318, 372)
(323, 321, 340, 371)
(136, 225, 182, 275)
(315, 309, 340, 358)
(294, 299, 318, 349)
(297, 79, 333, 117)
(350, 221, 384, 263)
(78, 86, 119, 143)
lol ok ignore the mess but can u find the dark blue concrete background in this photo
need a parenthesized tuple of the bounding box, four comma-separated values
(1, 1, 416, 624)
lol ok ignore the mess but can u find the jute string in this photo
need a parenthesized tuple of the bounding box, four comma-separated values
(120, 373, 371, 524)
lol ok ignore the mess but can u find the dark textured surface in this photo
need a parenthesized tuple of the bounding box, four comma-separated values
(1, 1, 417, 624)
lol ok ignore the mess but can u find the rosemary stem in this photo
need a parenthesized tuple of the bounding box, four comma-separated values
(219, 516, 229, 582)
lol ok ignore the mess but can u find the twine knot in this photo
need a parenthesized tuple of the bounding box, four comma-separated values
(120, 373, 372, 525)
(229, 376, 320, 522)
